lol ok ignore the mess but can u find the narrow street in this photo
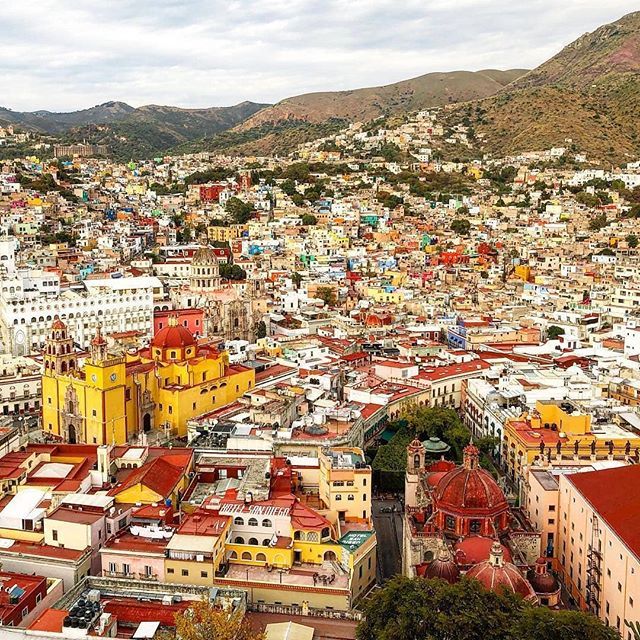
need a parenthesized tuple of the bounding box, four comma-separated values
(372, 497, 404, 582)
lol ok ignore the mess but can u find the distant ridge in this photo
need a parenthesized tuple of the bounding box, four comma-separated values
(447, 11, 640, 162)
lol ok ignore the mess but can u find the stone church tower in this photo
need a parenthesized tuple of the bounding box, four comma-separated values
(190, 247, 221, 291)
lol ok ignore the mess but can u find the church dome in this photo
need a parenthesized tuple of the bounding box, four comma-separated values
(152, 317, 196, 350)
(192, 246, 219, 266)
(52, 315, 66, 330)
(435, 444, 508, 515)
(466, 541, 537, 602)
(421, 542, 460, 583)
(527, 557, 560, 595)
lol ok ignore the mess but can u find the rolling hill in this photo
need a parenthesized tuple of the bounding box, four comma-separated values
(0, 101, 269, 158)
(445, 11, 640, 162)
(235, 69, 527, 130)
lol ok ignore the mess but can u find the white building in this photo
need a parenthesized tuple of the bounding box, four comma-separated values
(0, 275, 163, 355)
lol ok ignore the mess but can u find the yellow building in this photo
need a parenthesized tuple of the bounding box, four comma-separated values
(170, 449, 377, 610)
(41, 316, 254, 445)
(503, 400, 640, 485)
(207, 225, 243, 243)
(319, 447, 371, 522)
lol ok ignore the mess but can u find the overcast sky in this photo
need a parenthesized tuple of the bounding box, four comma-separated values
(1, 0, 637, 112)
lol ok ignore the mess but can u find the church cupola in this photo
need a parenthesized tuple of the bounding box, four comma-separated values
(44, 316, 77, 375)
(462, 443, 480, 470)
(151, 314, 197, 361)
(89, 325, 108, 363)
(190, 246, 220, 292)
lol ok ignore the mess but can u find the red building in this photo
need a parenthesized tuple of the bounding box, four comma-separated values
(0, 571, 48, 627)
(154, 308, 205, 337)
(199, 184, 226, 202)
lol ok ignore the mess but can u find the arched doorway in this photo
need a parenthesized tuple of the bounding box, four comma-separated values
(143, 413, 152, 432)
(324, 550, 337, 562)
(68, 424, 77, 444)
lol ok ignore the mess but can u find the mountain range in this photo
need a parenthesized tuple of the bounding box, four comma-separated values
(1, 10, 638, 162)
(446, 10, 640, 162)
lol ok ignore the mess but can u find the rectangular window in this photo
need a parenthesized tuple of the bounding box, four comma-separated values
(123, 563, 131, 575)
(52, 530, 58, 541)
(167, 568, 174, 574)
(168, 405, 173, 414)
(182, 569, 189, 576)
(201, 571, 208, 578)
(109, 562, 116, 573)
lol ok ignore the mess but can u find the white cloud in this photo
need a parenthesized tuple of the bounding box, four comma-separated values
(0, 0, 637, 111)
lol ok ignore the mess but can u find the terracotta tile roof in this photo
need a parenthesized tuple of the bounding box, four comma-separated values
(109, 455, 187, 499)
(568, 466, 640, 559)
(28, 608, 67, 633)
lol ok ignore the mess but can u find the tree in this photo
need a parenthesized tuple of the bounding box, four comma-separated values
(280, 179, 298, 197)
(450, 218, 471, 235)
(577, 192, 601, 208)
(219, 263, 246, 281)
(512, 607, 618, 640)
(168, 599, 264, 640)
(371, 428, 412, 491)
(547, 325, 565, 340)
(357, 576, 617, 640)
(400, 405, 469, 459)
(225, 197, 254, 224)
(300, 213, 318, 226)
(627, 234, 639, 248)
(316, 286, 336, 307)
(589, 213, 608, 231)
(292, 272, 303, 290)
(256, 320, 267, 339)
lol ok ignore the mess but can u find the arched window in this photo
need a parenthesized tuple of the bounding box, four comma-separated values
(234, 517, 244, 526)
(241, 551, 252, 560)
(248, 537, 258, 545)
(294, 531, 301, 540)
(256, 552, 267, 562)
(321, 527, 330, 539)
(262, 539, 270, 546)
(234, 536, 244, 544)
(229, 551, 238, 559)
(248, 518, 258, 527)
(262, 519, 272, 528)
(307, 531, 319, 543)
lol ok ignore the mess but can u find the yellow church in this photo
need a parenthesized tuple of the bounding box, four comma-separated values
(41, 315, 255, 445)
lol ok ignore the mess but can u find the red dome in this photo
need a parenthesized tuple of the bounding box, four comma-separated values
(152, 323, 196, 350)
(420, 543, 460, 583)
(435, 445, 507, 516)
(52, 315, 66, 330)
(466, 542, 537, 602)
(527, 557, 560, 595)
(454, 536, 512, 565)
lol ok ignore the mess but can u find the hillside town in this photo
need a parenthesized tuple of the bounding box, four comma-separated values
(0, 110, 638, 639)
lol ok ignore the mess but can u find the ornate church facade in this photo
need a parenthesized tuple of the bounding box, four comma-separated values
(170, 247, 266, 342)
(403, 440, 561, 606)
(41, 315, 255, 445)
